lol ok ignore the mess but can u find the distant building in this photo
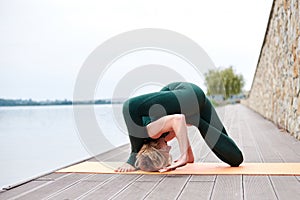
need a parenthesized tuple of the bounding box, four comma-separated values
(208, 94, 225, 104)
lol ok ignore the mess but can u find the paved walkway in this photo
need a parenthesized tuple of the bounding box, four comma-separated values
(1, 104, 300, 199)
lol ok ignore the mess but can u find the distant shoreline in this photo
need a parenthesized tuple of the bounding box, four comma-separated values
(0, 98, 125, 107)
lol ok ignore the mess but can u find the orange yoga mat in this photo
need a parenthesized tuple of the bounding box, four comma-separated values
(56, 161, 300, 175)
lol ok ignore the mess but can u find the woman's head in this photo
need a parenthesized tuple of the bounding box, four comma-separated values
(135, 138, 171, 172)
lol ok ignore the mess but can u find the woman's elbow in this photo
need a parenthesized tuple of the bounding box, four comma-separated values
(172, 114, 186, 123)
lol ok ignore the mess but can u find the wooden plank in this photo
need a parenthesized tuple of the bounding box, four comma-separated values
(47, 174, 113, 200)
(201, 152, 220, 163)
(243, 111, 283, 162)
(256, 129, 291, 162)
(210, 175, 243, 200)
(36, 172, 66, 181)
(47, 181, 102, 200)
(89, 144, 130, 162)
(270, 176, 300, 199)
(261, 126, 300, 162)
(179, 175, 215, 200)
(238, 105, 263, 162)
(234, 106, 262, 162)
(243, 176, 277, 200)
(47, 174, 116, 199)
(190, 175, 216, 182)
(137, 174, 165, 182)
(101, 174, 162, 200)
(112, 181, 159, 200)
(145, 175, 191, 199)
(10, 173, 90, 200)
(82, 174, 116, 182)
(0, 180, 51, 200)
(88, 175, 164, 200)
(239, 105, 300, 163)
(78, 174, 140, 199)
(254, 114, 300, 162)
(195, 142, 220, 163)
(222, 105, 242, 144)
(241, 146, 262, 163)
(178, 181, 215, 200)
(103, 150, 128, 162)
(238, 105, 300, 199)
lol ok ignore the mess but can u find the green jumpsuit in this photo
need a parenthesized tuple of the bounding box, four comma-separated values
(122, 82, 243, 167)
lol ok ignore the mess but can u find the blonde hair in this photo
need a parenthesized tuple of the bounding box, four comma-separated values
(135, 141, 171, 172)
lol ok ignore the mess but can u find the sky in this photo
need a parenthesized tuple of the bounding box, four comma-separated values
(0, 0, 273, 100)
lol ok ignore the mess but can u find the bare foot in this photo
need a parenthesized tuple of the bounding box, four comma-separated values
(114, 163, 136, 172)
(187, 146, 194, 163)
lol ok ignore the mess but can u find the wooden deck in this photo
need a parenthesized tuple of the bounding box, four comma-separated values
(1, 104, 300, 200)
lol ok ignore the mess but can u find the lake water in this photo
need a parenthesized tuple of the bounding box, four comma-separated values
(0, 105, 128, 189)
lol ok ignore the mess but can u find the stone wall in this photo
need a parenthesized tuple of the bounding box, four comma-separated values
(244, 0, 300, 139)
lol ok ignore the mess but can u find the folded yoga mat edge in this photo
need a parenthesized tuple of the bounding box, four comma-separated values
(55, 162, 300, 175)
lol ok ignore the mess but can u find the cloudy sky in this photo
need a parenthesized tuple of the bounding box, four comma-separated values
(0, 0, 273, 100)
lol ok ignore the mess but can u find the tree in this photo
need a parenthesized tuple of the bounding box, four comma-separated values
(204, 66, 245, 99)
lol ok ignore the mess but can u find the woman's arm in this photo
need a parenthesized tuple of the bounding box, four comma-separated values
(146, 115, 176, 139)
(146, 114, 194, 171)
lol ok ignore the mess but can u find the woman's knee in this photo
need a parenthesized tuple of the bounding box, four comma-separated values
(230, 149, 244, 167)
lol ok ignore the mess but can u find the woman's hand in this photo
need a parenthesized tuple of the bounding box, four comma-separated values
(159, 146, 194, 172)
(159, 156, 187, 172)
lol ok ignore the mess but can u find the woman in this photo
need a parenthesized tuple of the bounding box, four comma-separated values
(115, 82, 243, 172)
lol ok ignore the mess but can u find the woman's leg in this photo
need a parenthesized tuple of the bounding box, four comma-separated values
(174, 82, 243, 166)
(196, 98, 243, 166)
